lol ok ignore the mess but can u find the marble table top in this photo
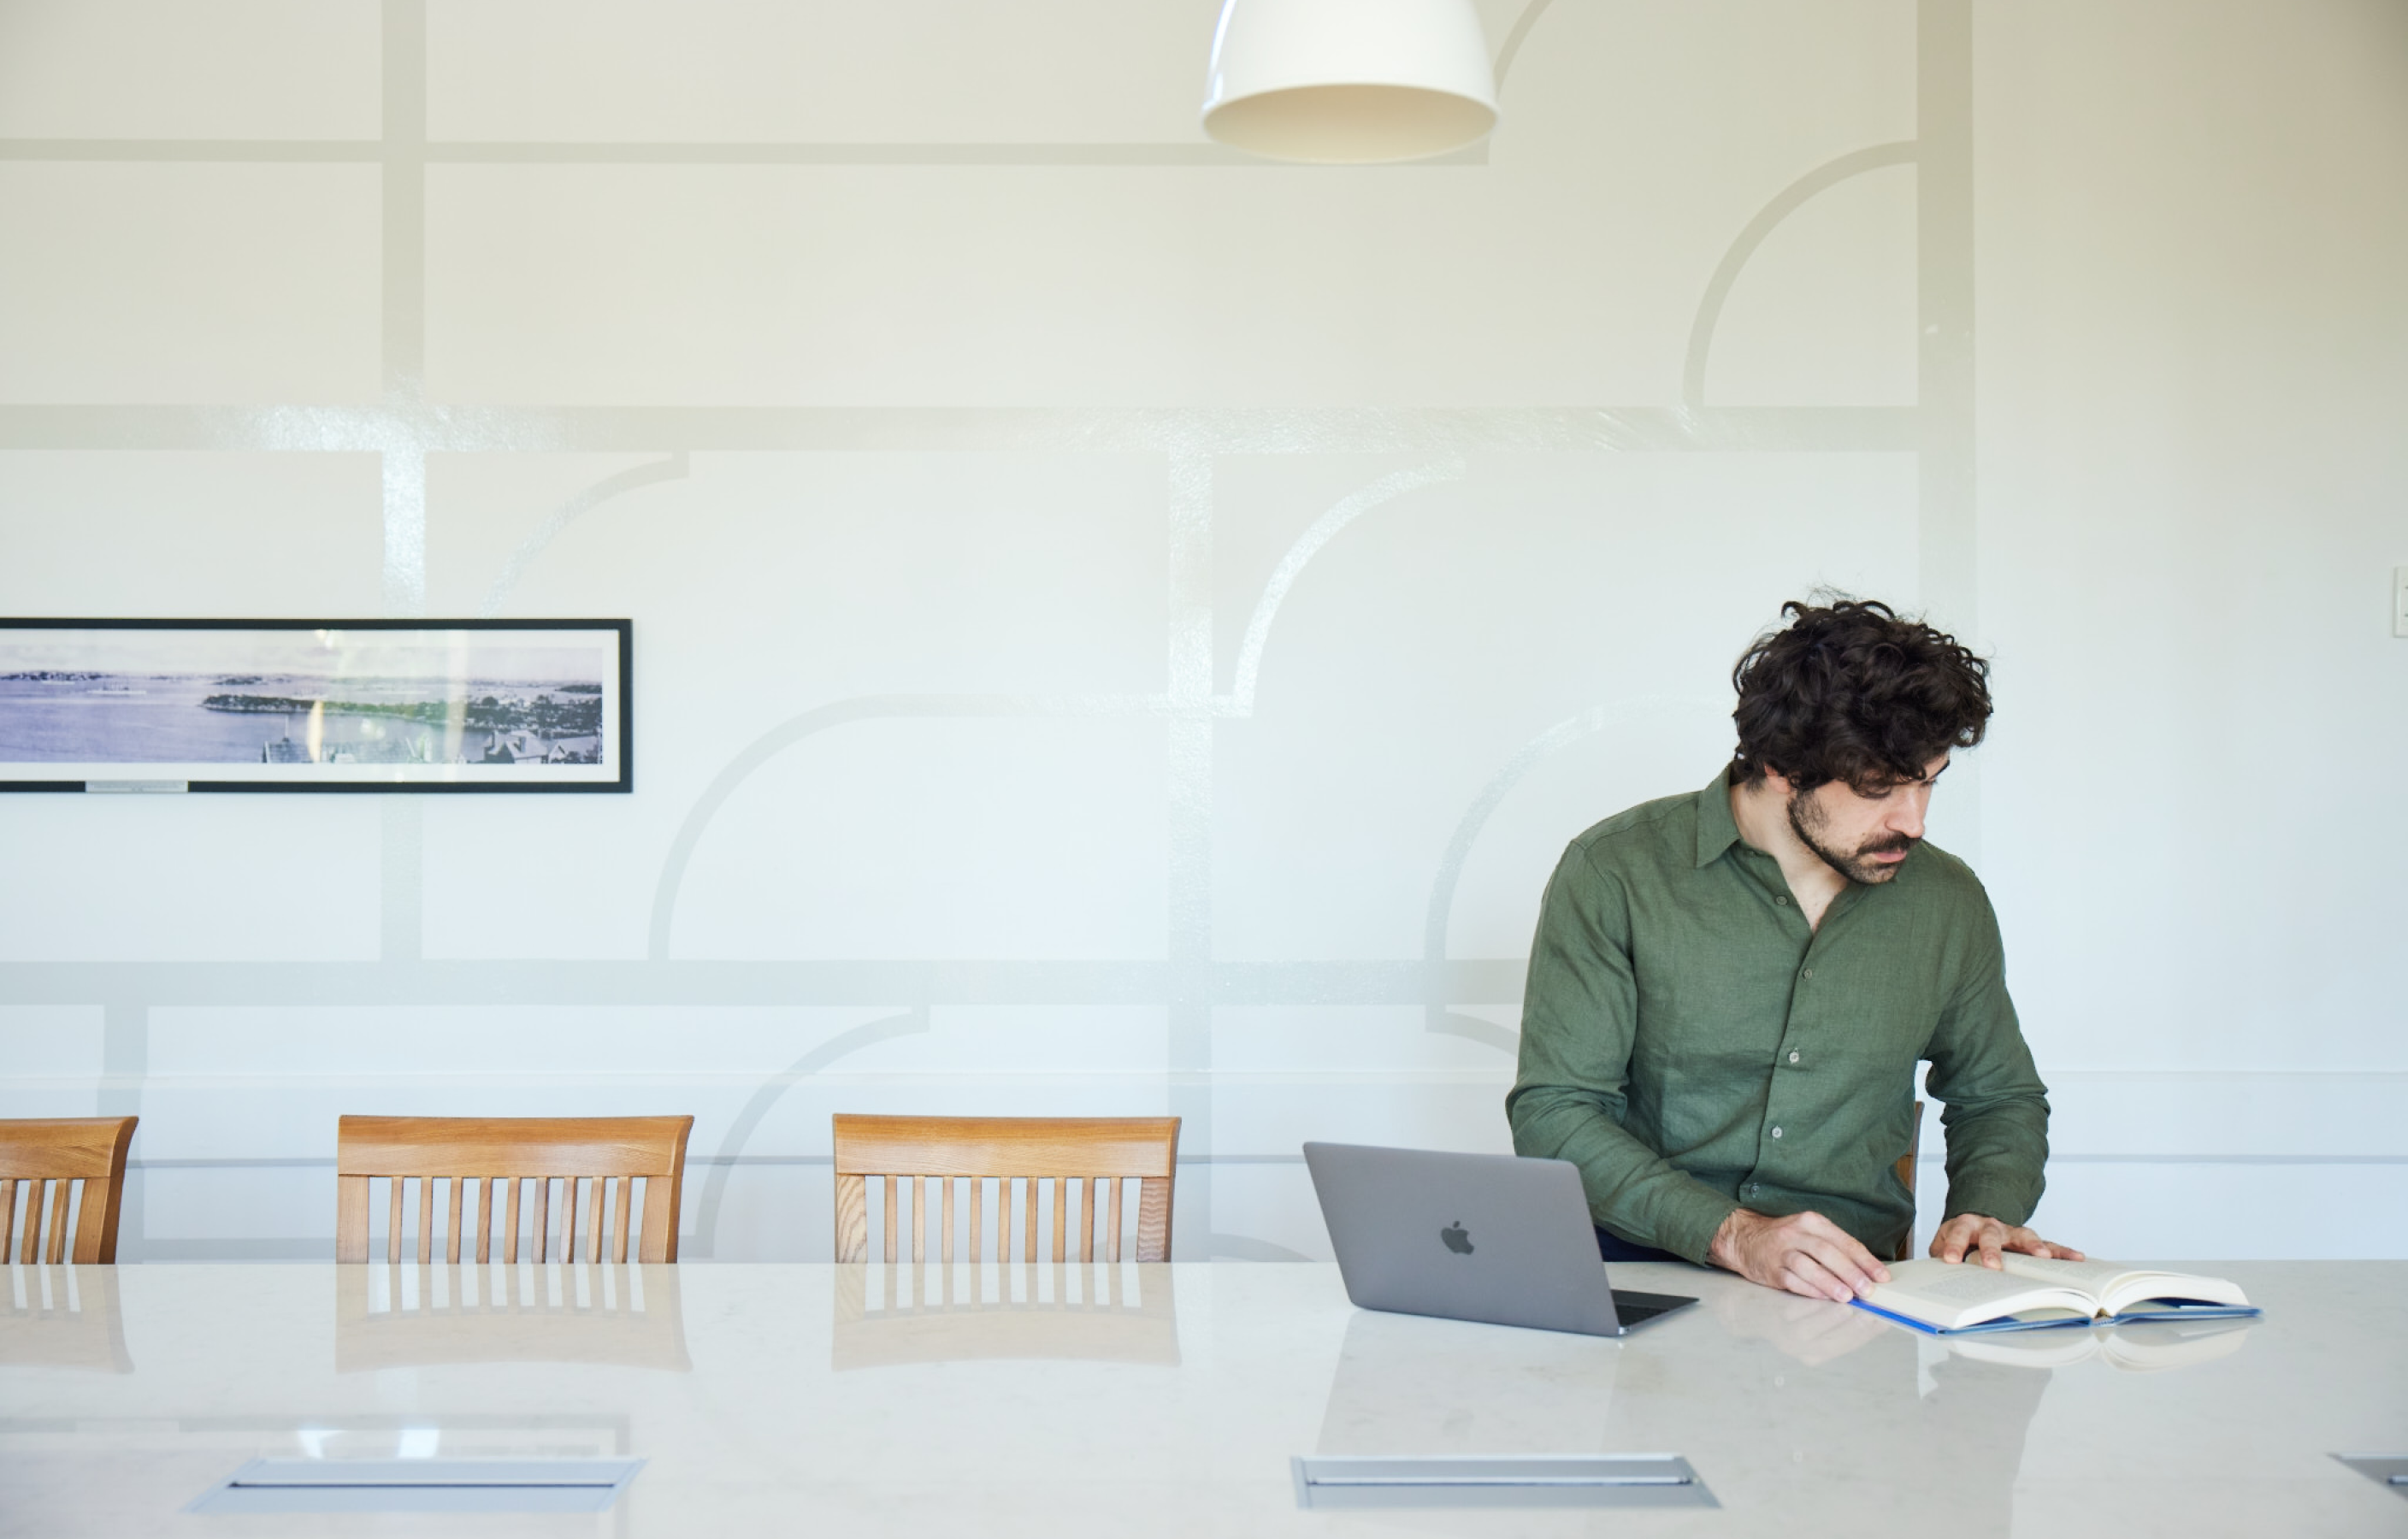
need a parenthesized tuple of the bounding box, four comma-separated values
(3, 1259, 2403, 1536)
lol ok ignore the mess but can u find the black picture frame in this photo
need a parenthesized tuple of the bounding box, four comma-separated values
(0, 618, 632, 793)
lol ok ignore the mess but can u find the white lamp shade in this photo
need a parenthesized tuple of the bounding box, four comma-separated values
(1201, 0, 1500, 164)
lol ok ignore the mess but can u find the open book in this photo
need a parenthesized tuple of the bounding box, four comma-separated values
(1852, 1256, 2260, 1335)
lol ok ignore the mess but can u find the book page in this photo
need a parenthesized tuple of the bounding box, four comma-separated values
(1997, 1254, 2250, 1313)
(1996, 1254, 2136, 1294)
(1863, 1260, 2098, 1330)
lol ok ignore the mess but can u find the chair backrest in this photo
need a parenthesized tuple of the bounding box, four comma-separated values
(832, 1115, 1181, 1265)
(1892, 1099, 1925, 1264)
(0, 1117, 137, 1265)
(336, 1115, 693, 1265)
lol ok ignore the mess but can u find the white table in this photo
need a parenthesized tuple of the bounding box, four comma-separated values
(3, 1260, 2403, 1536)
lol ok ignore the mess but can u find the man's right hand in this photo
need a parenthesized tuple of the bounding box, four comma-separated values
(1709, 1207, 1892, 1303)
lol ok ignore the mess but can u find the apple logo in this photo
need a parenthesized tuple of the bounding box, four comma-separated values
(1440, 1221, 1473, 1255)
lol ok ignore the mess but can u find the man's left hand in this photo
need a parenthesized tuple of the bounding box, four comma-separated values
(1930, 1213, 2084, 1269)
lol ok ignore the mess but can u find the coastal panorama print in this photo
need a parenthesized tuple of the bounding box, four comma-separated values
(0, 620, 629, 790)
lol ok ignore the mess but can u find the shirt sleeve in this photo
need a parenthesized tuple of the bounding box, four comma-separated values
(1924, 891, 2051, 1228)
(1505, 841, 1741, 1265)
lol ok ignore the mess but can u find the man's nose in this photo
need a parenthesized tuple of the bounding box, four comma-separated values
(1889, 787, 1931, 840)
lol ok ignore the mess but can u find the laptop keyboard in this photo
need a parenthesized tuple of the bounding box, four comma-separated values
(1608, 1288, 1697, 1328)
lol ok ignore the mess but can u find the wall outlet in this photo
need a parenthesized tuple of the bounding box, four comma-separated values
(2397, 565, 2408, 638)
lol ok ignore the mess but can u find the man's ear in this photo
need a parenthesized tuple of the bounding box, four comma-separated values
(1756, 765, 1796, 798)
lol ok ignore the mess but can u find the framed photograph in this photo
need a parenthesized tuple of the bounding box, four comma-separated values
(0, 619, 631, 792)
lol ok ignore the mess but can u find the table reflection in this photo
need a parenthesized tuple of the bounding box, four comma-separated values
(1314, 1278, 2061, 1536)
(0, 1264, 130, 1372)
(1634, 1278, 2055, 1538)
(1709, 1281, 1895, 1366)
(335, 1262, 689, 1372)
(832, 1262, 1177, 1369)
(1945, 1314, 2258, 1372)
(1316, 1307, 1621, 1457)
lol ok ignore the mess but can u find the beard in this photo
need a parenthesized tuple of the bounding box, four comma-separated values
(1788, 790, 1918, 885)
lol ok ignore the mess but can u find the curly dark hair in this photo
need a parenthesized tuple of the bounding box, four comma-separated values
(1730, 597, 1992, 793)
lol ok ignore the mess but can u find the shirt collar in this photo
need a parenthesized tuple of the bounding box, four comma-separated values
(1696, 764, 1744, 868)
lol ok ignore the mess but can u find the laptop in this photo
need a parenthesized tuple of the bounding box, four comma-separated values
(1303, 1142, 1698, 1337)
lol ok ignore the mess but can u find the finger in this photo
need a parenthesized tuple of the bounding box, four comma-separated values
(1796, 1212, 1891, 1284)
(1833, 1232, 1891, 1289)
(1977, 1225, 2005, 1270)
(1777, 1265, 1834, 1303)
(2003, 1228, 2056, 1257)
(1799, 1236, 1883, 1299)
(1933, 1218, 1970, 1264)
(1783, 1253, 1856, 1306)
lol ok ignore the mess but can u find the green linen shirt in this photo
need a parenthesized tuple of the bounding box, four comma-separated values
(1507, 768, 2051, 1265)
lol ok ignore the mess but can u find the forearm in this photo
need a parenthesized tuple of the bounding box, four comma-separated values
(1508, 1085, 1740, 1264)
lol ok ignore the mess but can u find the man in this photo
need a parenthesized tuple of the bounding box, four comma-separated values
(1508, 598, 2080, 1304)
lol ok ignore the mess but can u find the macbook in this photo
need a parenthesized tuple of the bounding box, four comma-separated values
(1303, 1142, 1698, 1337)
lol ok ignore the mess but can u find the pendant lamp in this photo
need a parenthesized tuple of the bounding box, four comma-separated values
(1200, 0, 1500, 164)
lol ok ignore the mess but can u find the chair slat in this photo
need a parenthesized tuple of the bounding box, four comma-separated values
(446, 1178, 463, 1265)
(968, 1173, 983, 1264)
(417, 1176, 434, 1265)
(941, 1175, 955, 1265)
(636, 1168, 683, 1265)
(613, 1176, 633, 1265)
(476, 1177, 493, 1265)
(586, 1176, 605, 1263)
(0, 1178, 14, 1259)
(505, 1177, 522, 1265)
(336, 1176, 369, 1263)
(532, 1176, 551, 1264)
(883, 1175, 898, 1265)
(1024, 1176, 1039, 1265)
(834, 1175, 867, 1264)
(1077, 1177, 1094, 1264)
(387, 1176, 404, 1265)
(1107, 1176, 1124, 1264)
(19, 1182, 40, 1264)
(1051, 1177, 1065, 1264)
(44, 1180, 71, 1264)
(911, 1175, 925, 1265)
(1135, 1176, 1172, 1264)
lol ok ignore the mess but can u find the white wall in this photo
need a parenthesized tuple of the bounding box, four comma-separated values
(0, 0, 2400, 1261)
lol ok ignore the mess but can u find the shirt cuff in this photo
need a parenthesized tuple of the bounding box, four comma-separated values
(1940, 1179, 2037, 1229)
(1658, 1194, 1744, 1267)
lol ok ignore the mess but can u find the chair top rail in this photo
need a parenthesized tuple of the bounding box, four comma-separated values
(336, 1116, 693, 1179)
(0, 1117, 137, 1181)
(832, 1115, 1179, 1180)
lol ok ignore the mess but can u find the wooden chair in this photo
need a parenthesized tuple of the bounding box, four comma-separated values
(1893, 1099, 1925, 1263)
(336, 1116, 693, 1265)
(0, 1117, 137, 1265)
(833, 1115, 1180, 1265)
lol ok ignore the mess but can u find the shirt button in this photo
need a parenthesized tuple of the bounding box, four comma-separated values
(1787, 1051, 1801, 1064)
(1800, 968, 1815, 980)
(1770, 1126, 1784, 1140)
(1775, 896, 1789, 905)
